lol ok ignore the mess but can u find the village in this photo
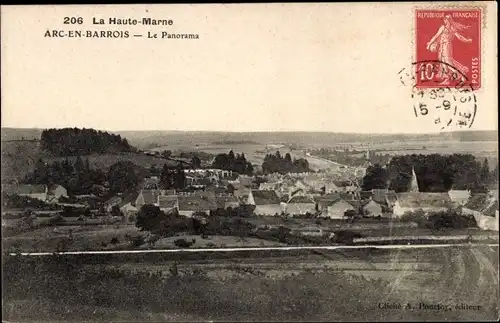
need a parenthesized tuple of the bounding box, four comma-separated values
(2, 147, 498, 250)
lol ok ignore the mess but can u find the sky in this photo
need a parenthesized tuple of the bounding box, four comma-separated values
(1, 3, 497, 134)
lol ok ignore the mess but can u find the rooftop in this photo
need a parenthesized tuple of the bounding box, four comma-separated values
(396, 192, 454, 208)
(3, 184, 47, 195)
(287, 195, 315, 204)
(178, 195, 217, 211)
(251, 190, 281, 205)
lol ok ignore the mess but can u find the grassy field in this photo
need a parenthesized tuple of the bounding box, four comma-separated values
(147, 234, 286, 249)
(352, 141, 498, 159)
(2, 225, 142, 252)
(2, 246, 498, 321)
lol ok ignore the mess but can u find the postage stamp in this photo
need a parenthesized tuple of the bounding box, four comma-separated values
(414, 8, 482, 89)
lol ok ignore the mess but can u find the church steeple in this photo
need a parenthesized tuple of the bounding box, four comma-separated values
(409, 167, 419, 192)
(364, 148, 372, 168)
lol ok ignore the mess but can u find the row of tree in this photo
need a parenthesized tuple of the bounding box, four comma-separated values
(40, 128, 134, 156)
(261, 151, 310, 174)
(361, 154, 498, 193)
(211, 150, 254, 175)
(159, 164, 187, 190)
(23, 157, 142, 195)
(23, 157, 107, 195)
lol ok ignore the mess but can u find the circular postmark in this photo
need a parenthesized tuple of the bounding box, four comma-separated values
(398, 60, 478, 131)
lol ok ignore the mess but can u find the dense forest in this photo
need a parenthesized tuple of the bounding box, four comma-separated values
(362, 153, 498, 193)
(261, 151, 310, 174)
(211, 150, 254, 175)
(40, 128, 134, 156)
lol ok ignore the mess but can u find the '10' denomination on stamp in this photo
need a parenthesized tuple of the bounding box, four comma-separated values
(415, 8, 481, 89)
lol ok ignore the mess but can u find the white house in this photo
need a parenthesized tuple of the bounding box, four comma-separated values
(3, 184, 48, 201)
(392, 192, 454, 218)
(284, 195, 316, 216)
(259, 182, 280, 191)
(363, 199, 383, 217)
(448, 189, 471, 206)
(246, 190, 282, 216)
(120, 202, 138, 223)
(46, 184, 68, 203)
(462, 194, 499, 231)
(135, 189, 161, 208)
(316, 194, 356, 220)
(325, 199, 356, 219)
(105, 196, 123, 212)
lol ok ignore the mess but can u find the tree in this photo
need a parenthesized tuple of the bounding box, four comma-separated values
(491, 163, 499, 184)
(246, 163, 254, 175)
(84, 158, 91, 172)
(136, 205, 167, 232)
(107, 161, 139, 194)
(191, 156, 202, 169)
(480, 158, 490, 183)
(33, 158, 48, 183)
(62, 158, 74, 176)
(162, 150, 172, 159)
(261, 152, 309, 174)
(111, 205, 122, 217)
(212, 150, 253, 174)
(160, 164, 174, 189)
(173, 163, 187, 189)
(387, 153, 484, 192)
(361, 164, 389, 191)
(74, 155, 84, 175)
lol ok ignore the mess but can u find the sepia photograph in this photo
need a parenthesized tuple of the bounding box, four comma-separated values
(1, 2, 498, 322)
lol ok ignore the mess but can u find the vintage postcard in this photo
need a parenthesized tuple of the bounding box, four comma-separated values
(1, 2, 498, 322)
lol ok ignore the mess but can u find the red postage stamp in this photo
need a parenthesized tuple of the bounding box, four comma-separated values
(415, 8, 481, 89)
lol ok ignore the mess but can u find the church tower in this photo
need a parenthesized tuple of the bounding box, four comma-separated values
(409, 167, 420, 192)
(363, 148, 372, 168)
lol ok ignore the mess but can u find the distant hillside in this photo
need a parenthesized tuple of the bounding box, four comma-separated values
(449, 130, 498, 142)
(1, 128, 43, 141)
(1, 140, 45, 183)
(116, 129, 497, 150)
(1, 142, 177, 183)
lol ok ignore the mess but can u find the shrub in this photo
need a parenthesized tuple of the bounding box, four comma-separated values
(110, 237, 119, 244)
(426, 211, 477, 230)
(401, 209, 477, 230)
(331, 230, 364, 244)
(131, 235, 145, 247)
(174, 238, 194, 248)
(48, 215, 65, 226)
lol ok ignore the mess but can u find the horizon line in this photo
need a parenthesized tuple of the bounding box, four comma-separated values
(1, 126, 498, 136)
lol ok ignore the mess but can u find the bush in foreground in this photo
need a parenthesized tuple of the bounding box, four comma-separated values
(400, 209, 477, 230)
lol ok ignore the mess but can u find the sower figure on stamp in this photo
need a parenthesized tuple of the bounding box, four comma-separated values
(426, 14, 473, 85)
